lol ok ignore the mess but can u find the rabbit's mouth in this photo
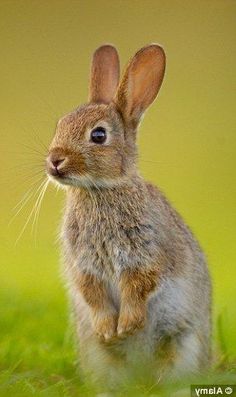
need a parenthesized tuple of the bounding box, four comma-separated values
(46, 148, 127, 189)
(46, 163, 69, 183)
(48, 172, 125, 190)
(45, 146, 89, 185)
(46, 172, 69, 188)
(47, 171, 78, 186)
(47, 173, 93, 189)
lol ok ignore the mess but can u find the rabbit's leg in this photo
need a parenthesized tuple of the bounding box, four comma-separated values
(77, 272, 118, 342)
(168, 332, 204, 380)
(117, 266, 158, 337)
(179, 331, 210, 375)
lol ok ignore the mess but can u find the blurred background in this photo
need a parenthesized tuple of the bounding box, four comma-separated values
(0, 0, 235, 394)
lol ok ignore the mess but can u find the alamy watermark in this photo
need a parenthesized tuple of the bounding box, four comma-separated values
(191, 385, 235, 396)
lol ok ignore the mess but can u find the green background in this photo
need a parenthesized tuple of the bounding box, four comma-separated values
(0, 0, 235, 394)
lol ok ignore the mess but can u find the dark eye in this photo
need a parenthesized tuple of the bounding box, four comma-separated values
(90, 127, 106, 144)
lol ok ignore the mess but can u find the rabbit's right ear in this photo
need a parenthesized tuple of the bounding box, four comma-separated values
(89, 45, 120, 105)
(115, 44, 165, 128)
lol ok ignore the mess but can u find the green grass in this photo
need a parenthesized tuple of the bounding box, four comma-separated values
(0, 288, 236, 397)
(0, 290, 80, 397)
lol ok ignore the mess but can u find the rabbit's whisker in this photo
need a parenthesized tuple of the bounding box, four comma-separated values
(31, 178, 49, 243)
(12, 171, 45, 182)
(19, 142, 46, 157)
(10, 177, 45, 223)
(15, 178, 48, 245)
(10, 162, 45, 170)
(20, 169, 45, 179)
(32, 132, 49, 153)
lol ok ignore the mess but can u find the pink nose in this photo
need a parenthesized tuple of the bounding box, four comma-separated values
(47, 155, 65, 176)
(51, 158, 65, 168)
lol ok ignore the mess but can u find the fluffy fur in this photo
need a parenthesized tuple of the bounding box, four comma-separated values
(46, 44, 212, 391)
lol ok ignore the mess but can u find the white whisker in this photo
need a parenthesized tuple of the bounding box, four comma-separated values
(15, 178, 48, 245)
(31, 179, 48, 234)
(32, 179, 49, 243)
(9, 177, 45, 227)
(11, 176, 43, 213)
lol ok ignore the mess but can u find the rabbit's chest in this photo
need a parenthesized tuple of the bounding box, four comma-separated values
(64, 216, 125, 277)
(63, 209, 157, 279)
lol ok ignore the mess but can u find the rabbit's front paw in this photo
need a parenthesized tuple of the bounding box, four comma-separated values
(117, 305, 146, 338)
(93, 310, 118, 343)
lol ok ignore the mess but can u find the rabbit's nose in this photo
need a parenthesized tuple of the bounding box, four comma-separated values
(46, 155, 66, 176)
(51, 158, 65, 168)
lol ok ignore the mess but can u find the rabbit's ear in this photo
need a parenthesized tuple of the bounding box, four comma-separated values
(115, 44, 165, 127)
(89, 45, 120, 104)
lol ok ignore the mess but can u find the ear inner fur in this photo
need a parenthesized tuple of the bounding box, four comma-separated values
(89, 44, 120, 104)
(115, 44, 166, 127)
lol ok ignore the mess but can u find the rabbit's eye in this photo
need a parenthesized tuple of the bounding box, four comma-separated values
(90, 127, 107, 144)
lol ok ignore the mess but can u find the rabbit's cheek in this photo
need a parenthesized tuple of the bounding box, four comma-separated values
(89, 151, 124, 179)
(72, 156, 87, 175)
(102, 158, 123, 178)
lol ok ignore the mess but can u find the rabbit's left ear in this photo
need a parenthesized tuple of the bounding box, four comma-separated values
(115, 44, 165, 127)
(89, 44, 120, 104)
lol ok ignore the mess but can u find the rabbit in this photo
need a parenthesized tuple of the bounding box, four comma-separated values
(46, 44, 212, 391)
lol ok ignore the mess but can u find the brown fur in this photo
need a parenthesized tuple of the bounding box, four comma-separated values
(77, 272, 109, 311)
(89, 45, 120, 104)
(47, 104, 133, 184)
(115, 45, 165, 128)
(76, 272, 118, 341)
(118, 266, 159, 336)
(46, 44, 212, 389)
(120, 267, 159, 301)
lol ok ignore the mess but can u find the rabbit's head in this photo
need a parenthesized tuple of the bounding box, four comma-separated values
(46, 44, 165, 188)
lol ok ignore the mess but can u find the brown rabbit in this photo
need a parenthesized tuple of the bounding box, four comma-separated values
(46, 44, 211, 391)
